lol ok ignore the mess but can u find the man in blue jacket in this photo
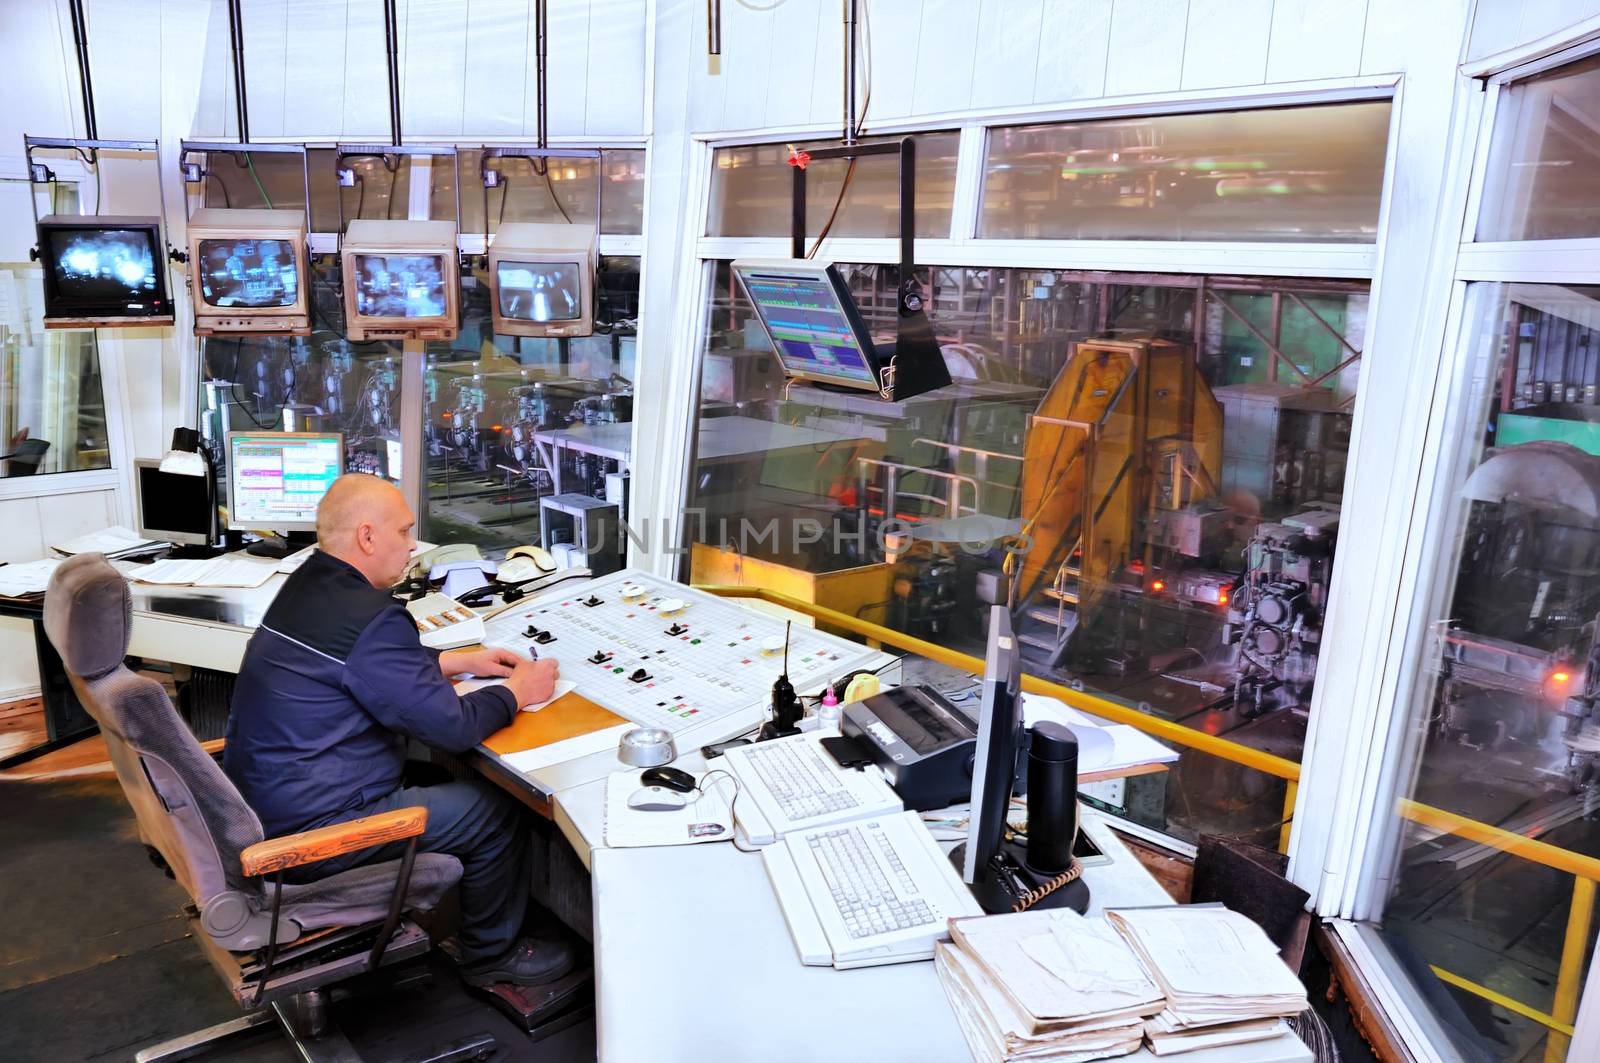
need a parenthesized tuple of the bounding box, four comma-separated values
(225, 473, 570, 986)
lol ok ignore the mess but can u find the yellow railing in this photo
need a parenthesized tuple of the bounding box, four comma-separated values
(700, 584, 1599, 1057)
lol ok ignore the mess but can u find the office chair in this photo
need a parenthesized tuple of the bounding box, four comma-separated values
(42, 553, 487, 1062)
(1, 437, 50, 476)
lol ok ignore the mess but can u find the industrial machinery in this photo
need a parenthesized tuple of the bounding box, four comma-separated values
(1433, 441, 1600, 789)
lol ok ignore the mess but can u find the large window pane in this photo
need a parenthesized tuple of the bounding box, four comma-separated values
(980, 101, 1392, 242)
(685, 260, 1368, 845)
(444, 148, 646, 236)
(707, 132, 959, 239)
(1, 263, 112, 476)
(1369, 283, 1600, 1063)
(1478, 52, 1600, 242)
(421, 256, 638, 553)
(200, 257, 407, 493)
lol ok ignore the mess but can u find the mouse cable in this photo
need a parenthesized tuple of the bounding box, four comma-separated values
(694, 769, 760, 854)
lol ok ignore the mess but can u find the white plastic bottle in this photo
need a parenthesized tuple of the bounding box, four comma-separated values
(816, 683, 842, 732)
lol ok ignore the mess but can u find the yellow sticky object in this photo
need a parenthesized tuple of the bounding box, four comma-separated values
(843, 673, 881, 704)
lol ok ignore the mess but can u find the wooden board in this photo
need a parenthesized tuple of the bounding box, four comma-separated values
(482, 692, 629, 757)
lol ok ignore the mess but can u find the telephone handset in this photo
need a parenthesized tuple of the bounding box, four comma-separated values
(406, 543, 483, 582)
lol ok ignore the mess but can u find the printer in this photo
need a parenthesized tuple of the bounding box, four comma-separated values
(840, 685, 1024, 811)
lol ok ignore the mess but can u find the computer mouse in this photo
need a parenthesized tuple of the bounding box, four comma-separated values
(640, 766, 697, 794)
(626, 786, 688, 812)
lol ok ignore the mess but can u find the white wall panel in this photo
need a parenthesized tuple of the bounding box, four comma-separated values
(342, 2, 391, 138)
(33, 489, 118, 551)
(584, 0, 647, 135)
(969, 0, 1046, 111)
(1034, 0, 1114, 104)
(1104, 0, 1189, 98)
(1181, 0, 1271, 89)
(718, 0, 775, 131)
(193, 0, 235, 138)
(281, 0, 349, 138)
(864, 0, 925, 121)
(545, 0, 593, 136)
(240, 0, 290, 137)
(0, 499, 47, 564)
(910, 0, 984, 118)
(808, 0, 846, 130)
(1265, 0, 1370, 83)
(0, 617, 40, 699)
(463, 0, 532, 137)
(765, 0, 824, 131)
(685, 0, 727, 132)
(84, 0, 163, 139)
(402, 0, 470, 136)
(0, 0, 76, 150)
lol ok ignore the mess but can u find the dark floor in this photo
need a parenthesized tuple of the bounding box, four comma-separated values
(0, 775, 595, 1062)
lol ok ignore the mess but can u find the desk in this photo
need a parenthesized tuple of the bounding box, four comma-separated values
(125, 576, 286, 672)
(532, 416, 870, 495)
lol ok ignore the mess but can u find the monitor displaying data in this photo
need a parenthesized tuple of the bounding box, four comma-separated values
(497, 261, 582, 322)
(352, 253, 448, 319)
(47, 227, 160, 304)
(733, 262, 879, 388)
(227, 432, 343, 530)
(196, 238, 299, 308)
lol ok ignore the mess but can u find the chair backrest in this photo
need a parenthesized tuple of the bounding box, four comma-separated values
(5, 438, 50, 476)
(43, 553, 265, 907)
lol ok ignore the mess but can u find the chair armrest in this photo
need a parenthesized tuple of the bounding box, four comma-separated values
(240, 807, 428, 877)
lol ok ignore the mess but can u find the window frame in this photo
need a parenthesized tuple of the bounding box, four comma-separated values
(1305, 33, 1600, 1062)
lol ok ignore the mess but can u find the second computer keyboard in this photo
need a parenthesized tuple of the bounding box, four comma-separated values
(720, 731, 902, 846)
(763, 809, 983, 969)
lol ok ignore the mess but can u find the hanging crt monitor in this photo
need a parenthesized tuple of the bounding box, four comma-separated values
(186, 208, 310, 336)
(487, 222, 595, 338)
(339, 219, 460, 342)
(731, 259, 886, 392)
(37, 215, 173, 328)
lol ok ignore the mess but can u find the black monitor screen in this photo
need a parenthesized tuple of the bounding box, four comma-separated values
(497, 261, 581, 322)
(353, 253, 447, 319)
(47, 228, 159, 305)
(738, 268, 877, 386)
(137, 465, 214, 541)
(197, 238, 299, 308)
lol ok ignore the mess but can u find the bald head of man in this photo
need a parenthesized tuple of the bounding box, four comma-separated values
(316, 473, 416, 587)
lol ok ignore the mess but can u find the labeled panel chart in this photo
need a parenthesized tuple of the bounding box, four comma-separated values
(482, 570, 887, 734)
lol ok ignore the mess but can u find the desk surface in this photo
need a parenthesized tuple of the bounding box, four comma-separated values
(588, 811, 1308, 1063)
(535, 416, 869, 466)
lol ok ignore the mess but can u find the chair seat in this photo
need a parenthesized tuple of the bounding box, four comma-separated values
(278, 853, 462, 934)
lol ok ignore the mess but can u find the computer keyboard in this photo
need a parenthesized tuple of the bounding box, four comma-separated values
(810, 824, 936, 939)
(763, 810, 983, 969)
(720, 732, 902, 845)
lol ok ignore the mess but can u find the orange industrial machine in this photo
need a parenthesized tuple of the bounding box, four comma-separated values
(1008, 338, 1224, 666)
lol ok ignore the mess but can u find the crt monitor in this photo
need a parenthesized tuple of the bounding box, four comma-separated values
(340, 219, 460, 342)
(225, 432, 344, 533)
(186, 208, 310, 335)
(731, 259, 882, 391)
(488, 222, 596, 338)
(37, 215, 173, 328)
(134, 460, 217, 547)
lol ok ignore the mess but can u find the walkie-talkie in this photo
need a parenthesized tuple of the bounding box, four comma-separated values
(758, 621, 802, 741)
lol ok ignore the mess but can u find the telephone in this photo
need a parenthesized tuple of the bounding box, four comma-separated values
(499, 545, 556, 584)
(406, 543, 483, 582)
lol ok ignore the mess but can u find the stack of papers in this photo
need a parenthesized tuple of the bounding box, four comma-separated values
(937, 908, 1164, 1062)
(602, 770, 735, 848)
(51, 525, 165, 560)
(1105, 907, 1307, 1055)
(0, 558, 63, 598)
(128, 557, 277, 589)
(1021, 694, 1180, 776)
(275, 545, 317, 574)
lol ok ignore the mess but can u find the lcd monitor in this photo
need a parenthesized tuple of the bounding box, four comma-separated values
(186, 208, 310, 335)
(38, 215, 173, 328)
(340, 219, 460, 341)
(487, 222, 595, 337)
(225, 431, 344, 533)
(731, 259, 883, 391)
(134, 460, 217, 547)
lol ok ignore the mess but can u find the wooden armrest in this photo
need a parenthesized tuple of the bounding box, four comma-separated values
(239, 807, 428, 877)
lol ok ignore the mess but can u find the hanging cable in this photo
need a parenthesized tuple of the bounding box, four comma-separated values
(66, 0, 98, 141)
(383, 0, 403, 146)
(226, 0, 251, 141)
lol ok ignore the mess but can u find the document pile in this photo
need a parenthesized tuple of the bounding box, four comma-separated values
(936, 908, 1163, 1062)
(1105, 907, 1308, 1055)
(51, 525, 165, 560)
